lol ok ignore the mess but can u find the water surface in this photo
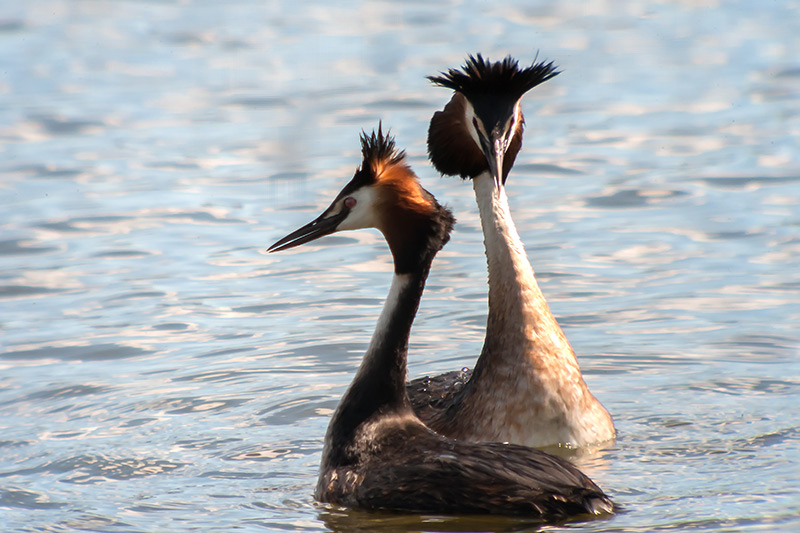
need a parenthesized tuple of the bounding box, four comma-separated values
(1, 1, 799, 531)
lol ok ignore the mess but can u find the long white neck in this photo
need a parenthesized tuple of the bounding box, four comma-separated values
(449, 173, 616, 448)
(471, 173, 578, 372)
(354, 273, 413, 388)
(323, 270, 426, 464)
(342, 272, 421, 416)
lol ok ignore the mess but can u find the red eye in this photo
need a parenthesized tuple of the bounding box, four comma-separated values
(344, 197, 357, 209)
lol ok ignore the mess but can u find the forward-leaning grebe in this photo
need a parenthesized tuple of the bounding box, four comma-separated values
(407, 55, 616, 449)
(269, 126, 615, 517)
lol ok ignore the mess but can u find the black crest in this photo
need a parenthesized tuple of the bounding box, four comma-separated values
(343, 124, 409, 192)
(360, 123, 406, 170)
(428, 54, 559, 100)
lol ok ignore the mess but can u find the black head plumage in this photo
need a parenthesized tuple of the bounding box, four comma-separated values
(427, 54, 559, 183)
(360, 123, 406, 170)
(343, 123, 408, 194)
(428, 54, 560, 102)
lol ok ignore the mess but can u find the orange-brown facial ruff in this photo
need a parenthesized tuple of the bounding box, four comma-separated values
(427, 54, 559, 184)
(341, 126, 436, 226)
(330, 126, 453, 274)
(367, 145, 444, 274)
(427, 92, 490, 180)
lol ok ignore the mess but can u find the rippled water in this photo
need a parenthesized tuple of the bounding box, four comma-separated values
(2, 1, 799, 531)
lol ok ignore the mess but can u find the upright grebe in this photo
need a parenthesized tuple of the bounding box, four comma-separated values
(407, 54, 616, 449)
(269, 126, 615, 517)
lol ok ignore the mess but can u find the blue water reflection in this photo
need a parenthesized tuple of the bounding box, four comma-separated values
(1, 0, 798, 531)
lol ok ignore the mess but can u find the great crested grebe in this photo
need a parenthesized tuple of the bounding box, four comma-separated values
(407, 54, 616, 449)
(269, 126, 615, 518)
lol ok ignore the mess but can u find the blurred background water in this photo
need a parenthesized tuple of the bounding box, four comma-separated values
(1, 0, 799, 531)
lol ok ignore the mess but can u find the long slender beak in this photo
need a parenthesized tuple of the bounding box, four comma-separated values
(473, 98, 520, 188)
(478, 127, 509, 189)
(268, 207, 348, 252)
(489, 131, 506, 188)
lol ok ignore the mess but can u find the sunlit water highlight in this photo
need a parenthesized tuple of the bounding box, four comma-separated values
(1, 1, 799, 532)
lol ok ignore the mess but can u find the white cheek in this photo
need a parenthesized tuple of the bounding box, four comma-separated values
(504, 103, 522, 146)
(463, 100, 483, 151)
(508, 105, 519, 133)
(337, 187, 379, 231)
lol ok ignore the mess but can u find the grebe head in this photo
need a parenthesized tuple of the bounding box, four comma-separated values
(427, 54, 559, 186)
(269, 125, 454, 273)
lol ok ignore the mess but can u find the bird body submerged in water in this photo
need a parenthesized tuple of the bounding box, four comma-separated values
(407, 55, 616, 449)
(270, 127, 615, 518)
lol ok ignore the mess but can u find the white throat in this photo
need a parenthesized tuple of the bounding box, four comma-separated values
(367, 274, 409, 351)
(353, 273, 411, 381)
(472, 173, 531, 279)
(471, 173, 576, 367)
(449, 173, 615, 448)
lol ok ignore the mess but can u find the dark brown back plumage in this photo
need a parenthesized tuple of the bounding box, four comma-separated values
(274, 126, 615, 520)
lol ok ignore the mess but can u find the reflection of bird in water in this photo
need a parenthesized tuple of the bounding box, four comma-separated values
(270, 126, 615, 518)
(319, 506, 567, 533)
(407, 55, 616, 449)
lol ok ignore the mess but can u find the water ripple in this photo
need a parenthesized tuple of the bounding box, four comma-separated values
(1, 0, 798, 531)
(1, 455, 185, 484)
(1, 344, 153, 362)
